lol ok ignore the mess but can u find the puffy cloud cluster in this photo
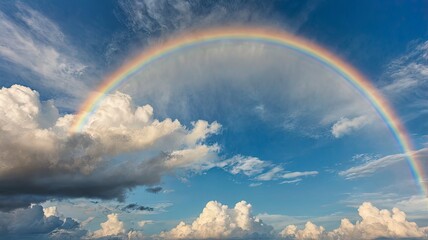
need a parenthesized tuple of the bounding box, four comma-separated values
(88, 213, 146, 240)
(280, 222, 325, 240)
(280, 202, 428, 240)
(91, 213, 126, 238)
(328, 202, 426, 239)
(160, 200, 274, 239)
(2, 200, 427, 240)
(0, 204, 84, 239)
(0, 85, 221, 210)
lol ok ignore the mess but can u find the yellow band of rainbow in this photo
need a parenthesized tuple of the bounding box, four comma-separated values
(70, 27, 426, 195)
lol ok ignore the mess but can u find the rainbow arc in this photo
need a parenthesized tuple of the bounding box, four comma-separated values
(70, 27, 426, 196)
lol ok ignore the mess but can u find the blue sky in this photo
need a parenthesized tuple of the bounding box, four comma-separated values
(0, 1, 427, 239)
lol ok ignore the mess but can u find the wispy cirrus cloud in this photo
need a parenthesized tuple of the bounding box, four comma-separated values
(339, 148, 428, 179)
(382, 41, 428, 96)
(255, 166, 318, 183)
(0, 3, 91, 106)
(381, 40, 428, 123)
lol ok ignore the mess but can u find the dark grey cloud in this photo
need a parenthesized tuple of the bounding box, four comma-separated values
(146, 186, 163, 194)
(120, 203, 154, 212)
(0, 205, 85, 240)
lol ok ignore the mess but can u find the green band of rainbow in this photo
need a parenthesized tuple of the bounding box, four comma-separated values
(70, 27, 426, 195)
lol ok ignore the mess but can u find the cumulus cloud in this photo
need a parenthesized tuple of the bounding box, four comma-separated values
(86, 213, 145, 240)
(328, 202, 426, 239)
(279, 202, 428, 240)
(160, 200, 274, 239)
(92, 213, 126, 238)
(280, 222, 325, 240)
(331, 116, 370, 138)
(0, 85, 221, 210)
(0, 204, 85, 239)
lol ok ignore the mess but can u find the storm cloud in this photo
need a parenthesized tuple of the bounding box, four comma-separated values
(0, 85, 221, 210)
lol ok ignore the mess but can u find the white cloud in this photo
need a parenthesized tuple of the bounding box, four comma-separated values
(159, 200, 274, 239)
(396, 195, 428, 216)
(381, 40, 428, 123)
(331, 116, 370, 138)
(224, 155, 269, 177)
(92, 213, 126, 238)
(43, 206, 58, 218)
(88, 213, 145, 240)
(117, 0, 274, 36)
(339, 148, 428, 179)
(138, 220, 154, 228)
(280, 221, 325, 240)
(0, 3, 89, 99)
(382, 40, 428, 96)
(279, 202, 428, 240)
(256, 167, 318, 183)
(280, 179, 302, 184)
(0, 85, 221, 209)
(256, 166, 284, 181)
(282, 171, 318, 179)
(328, 202, 426, 239)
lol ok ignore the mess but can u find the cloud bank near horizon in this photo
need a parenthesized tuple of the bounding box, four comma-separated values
(2, 200, 426, 240)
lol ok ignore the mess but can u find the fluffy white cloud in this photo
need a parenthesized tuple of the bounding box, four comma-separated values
(328, 202, 426, 239)
(280, 222, 325, 240)
(160, 200, 274, 239)
(88, 213, 145, 240)
(331, 116, 370, 138)
(279, 202, 428, 240)
(0, 85, 221, 209)
(92, 214, 126, 238)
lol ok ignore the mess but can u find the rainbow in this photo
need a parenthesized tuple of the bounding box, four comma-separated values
(70, 27, 426, 195)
